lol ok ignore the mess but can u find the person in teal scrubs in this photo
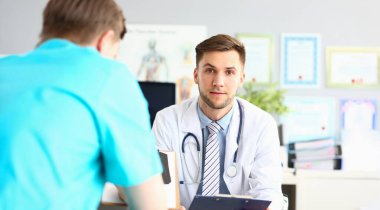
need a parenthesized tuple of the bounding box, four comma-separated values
(0, 0, 167, 210)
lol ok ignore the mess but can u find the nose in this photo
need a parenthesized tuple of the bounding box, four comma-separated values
(212, 73, 225, 87)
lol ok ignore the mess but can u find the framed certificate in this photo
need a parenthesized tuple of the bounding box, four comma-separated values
(281, 34, 321, 88)
(340, 99, 376, 130)
(280, 96, 336, 144)
(237, 34, 273, 85)
(326, 47, 380, 88)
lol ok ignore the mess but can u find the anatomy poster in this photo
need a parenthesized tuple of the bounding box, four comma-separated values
(118, 24, 207, 102)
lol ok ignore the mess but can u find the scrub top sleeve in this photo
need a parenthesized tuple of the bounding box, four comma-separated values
(98, 64, 163, 187)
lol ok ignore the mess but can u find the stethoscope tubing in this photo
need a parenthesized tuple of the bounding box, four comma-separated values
(182, 133, 200, 153)
(181, 100, 244, 181)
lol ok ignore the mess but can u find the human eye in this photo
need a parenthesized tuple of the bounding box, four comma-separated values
(205, 68, 214, 73)
(226, 69, 235, 76)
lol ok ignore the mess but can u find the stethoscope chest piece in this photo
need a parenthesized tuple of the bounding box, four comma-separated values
(226, 164, 237, 178)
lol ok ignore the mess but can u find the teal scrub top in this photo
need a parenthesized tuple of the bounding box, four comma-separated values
(0, 39, 163, 210)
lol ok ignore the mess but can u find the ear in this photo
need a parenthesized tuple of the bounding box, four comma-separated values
(193, 68, 199, 84)
(95, 30, 117, 58)
(239, 68, 246, 87)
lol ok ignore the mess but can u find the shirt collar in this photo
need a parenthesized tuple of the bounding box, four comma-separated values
(37, 38, 97, 53)
(196, 100, 235, 131)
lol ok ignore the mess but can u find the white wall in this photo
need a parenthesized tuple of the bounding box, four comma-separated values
(3, 0, 380, 53)
(1, 0, 380, 132)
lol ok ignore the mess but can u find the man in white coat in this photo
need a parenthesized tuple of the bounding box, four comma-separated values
(152, 34, 283, 210)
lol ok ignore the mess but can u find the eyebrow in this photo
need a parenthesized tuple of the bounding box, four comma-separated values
(202, 63, 216, 68)
(202, 63, 237, 70)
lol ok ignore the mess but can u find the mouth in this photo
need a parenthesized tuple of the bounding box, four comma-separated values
(210, 91, 226, 95)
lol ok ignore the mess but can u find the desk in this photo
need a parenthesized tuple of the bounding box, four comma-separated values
(99, 170, 380, 210)
(282, 169, 380, 210)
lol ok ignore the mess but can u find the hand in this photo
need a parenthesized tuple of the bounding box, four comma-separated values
(179, 205, 186, 210)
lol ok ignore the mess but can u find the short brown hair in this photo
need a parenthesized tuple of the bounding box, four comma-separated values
(195, 34, 245, 67)
(40, 0, 127, 44)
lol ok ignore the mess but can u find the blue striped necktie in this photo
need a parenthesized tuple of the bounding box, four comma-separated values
(202, 121, 221, 196)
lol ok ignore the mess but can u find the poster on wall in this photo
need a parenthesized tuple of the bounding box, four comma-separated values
(326, 47, 380, 88)
(117, 24, 207, 102)
(281, 34, 321, 89)
(236, 34, 273, 85)
(340, 99, 376, 130)
(280, 96, 336, 144)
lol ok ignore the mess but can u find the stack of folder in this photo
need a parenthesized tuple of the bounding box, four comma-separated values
(287, 137, 342, 170)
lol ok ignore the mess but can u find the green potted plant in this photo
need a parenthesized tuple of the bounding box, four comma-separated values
(237, 82, 289, 145)
(238, 82, 288, 118)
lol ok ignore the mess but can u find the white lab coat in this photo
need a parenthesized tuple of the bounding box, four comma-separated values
(152, 97, 283, 210)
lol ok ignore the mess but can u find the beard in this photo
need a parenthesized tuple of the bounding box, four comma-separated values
(199, 87, 234, 109)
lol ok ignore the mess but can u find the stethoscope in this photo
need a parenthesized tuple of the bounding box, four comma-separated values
(181, 100, 244, 184)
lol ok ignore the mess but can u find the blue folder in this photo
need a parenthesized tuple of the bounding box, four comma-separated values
(189, 195, 271, 210)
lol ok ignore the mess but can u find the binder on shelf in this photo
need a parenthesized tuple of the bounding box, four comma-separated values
(287, 137, 342, 170)
(289, 157, 342, 170)
(288, 137, 335, 151)
(288, 145, 342, 161)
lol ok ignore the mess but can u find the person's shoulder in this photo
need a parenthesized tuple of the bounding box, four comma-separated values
(94, 57, 136, 82)
(0, 49, 40, 66)
(0, 54, 21, 62)
(96, 56, 127, 70)
(0, 55, 18, 68)
(56, 41, 129, 76)
(157, 97, 195, 117)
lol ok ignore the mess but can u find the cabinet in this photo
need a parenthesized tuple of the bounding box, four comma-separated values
(282, 169, 380, 210)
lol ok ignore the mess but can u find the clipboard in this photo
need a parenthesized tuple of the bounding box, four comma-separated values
(189, 195, 271, 210)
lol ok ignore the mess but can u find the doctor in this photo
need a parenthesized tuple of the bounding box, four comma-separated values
(152, 34, 283, 210)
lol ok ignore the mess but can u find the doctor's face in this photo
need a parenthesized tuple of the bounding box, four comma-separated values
(194, 50, 245, 112)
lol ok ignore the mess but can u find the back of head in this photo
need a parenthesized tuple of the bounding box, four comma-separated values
(195, 34, 246, 67)
(40, 0, 126, 45)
